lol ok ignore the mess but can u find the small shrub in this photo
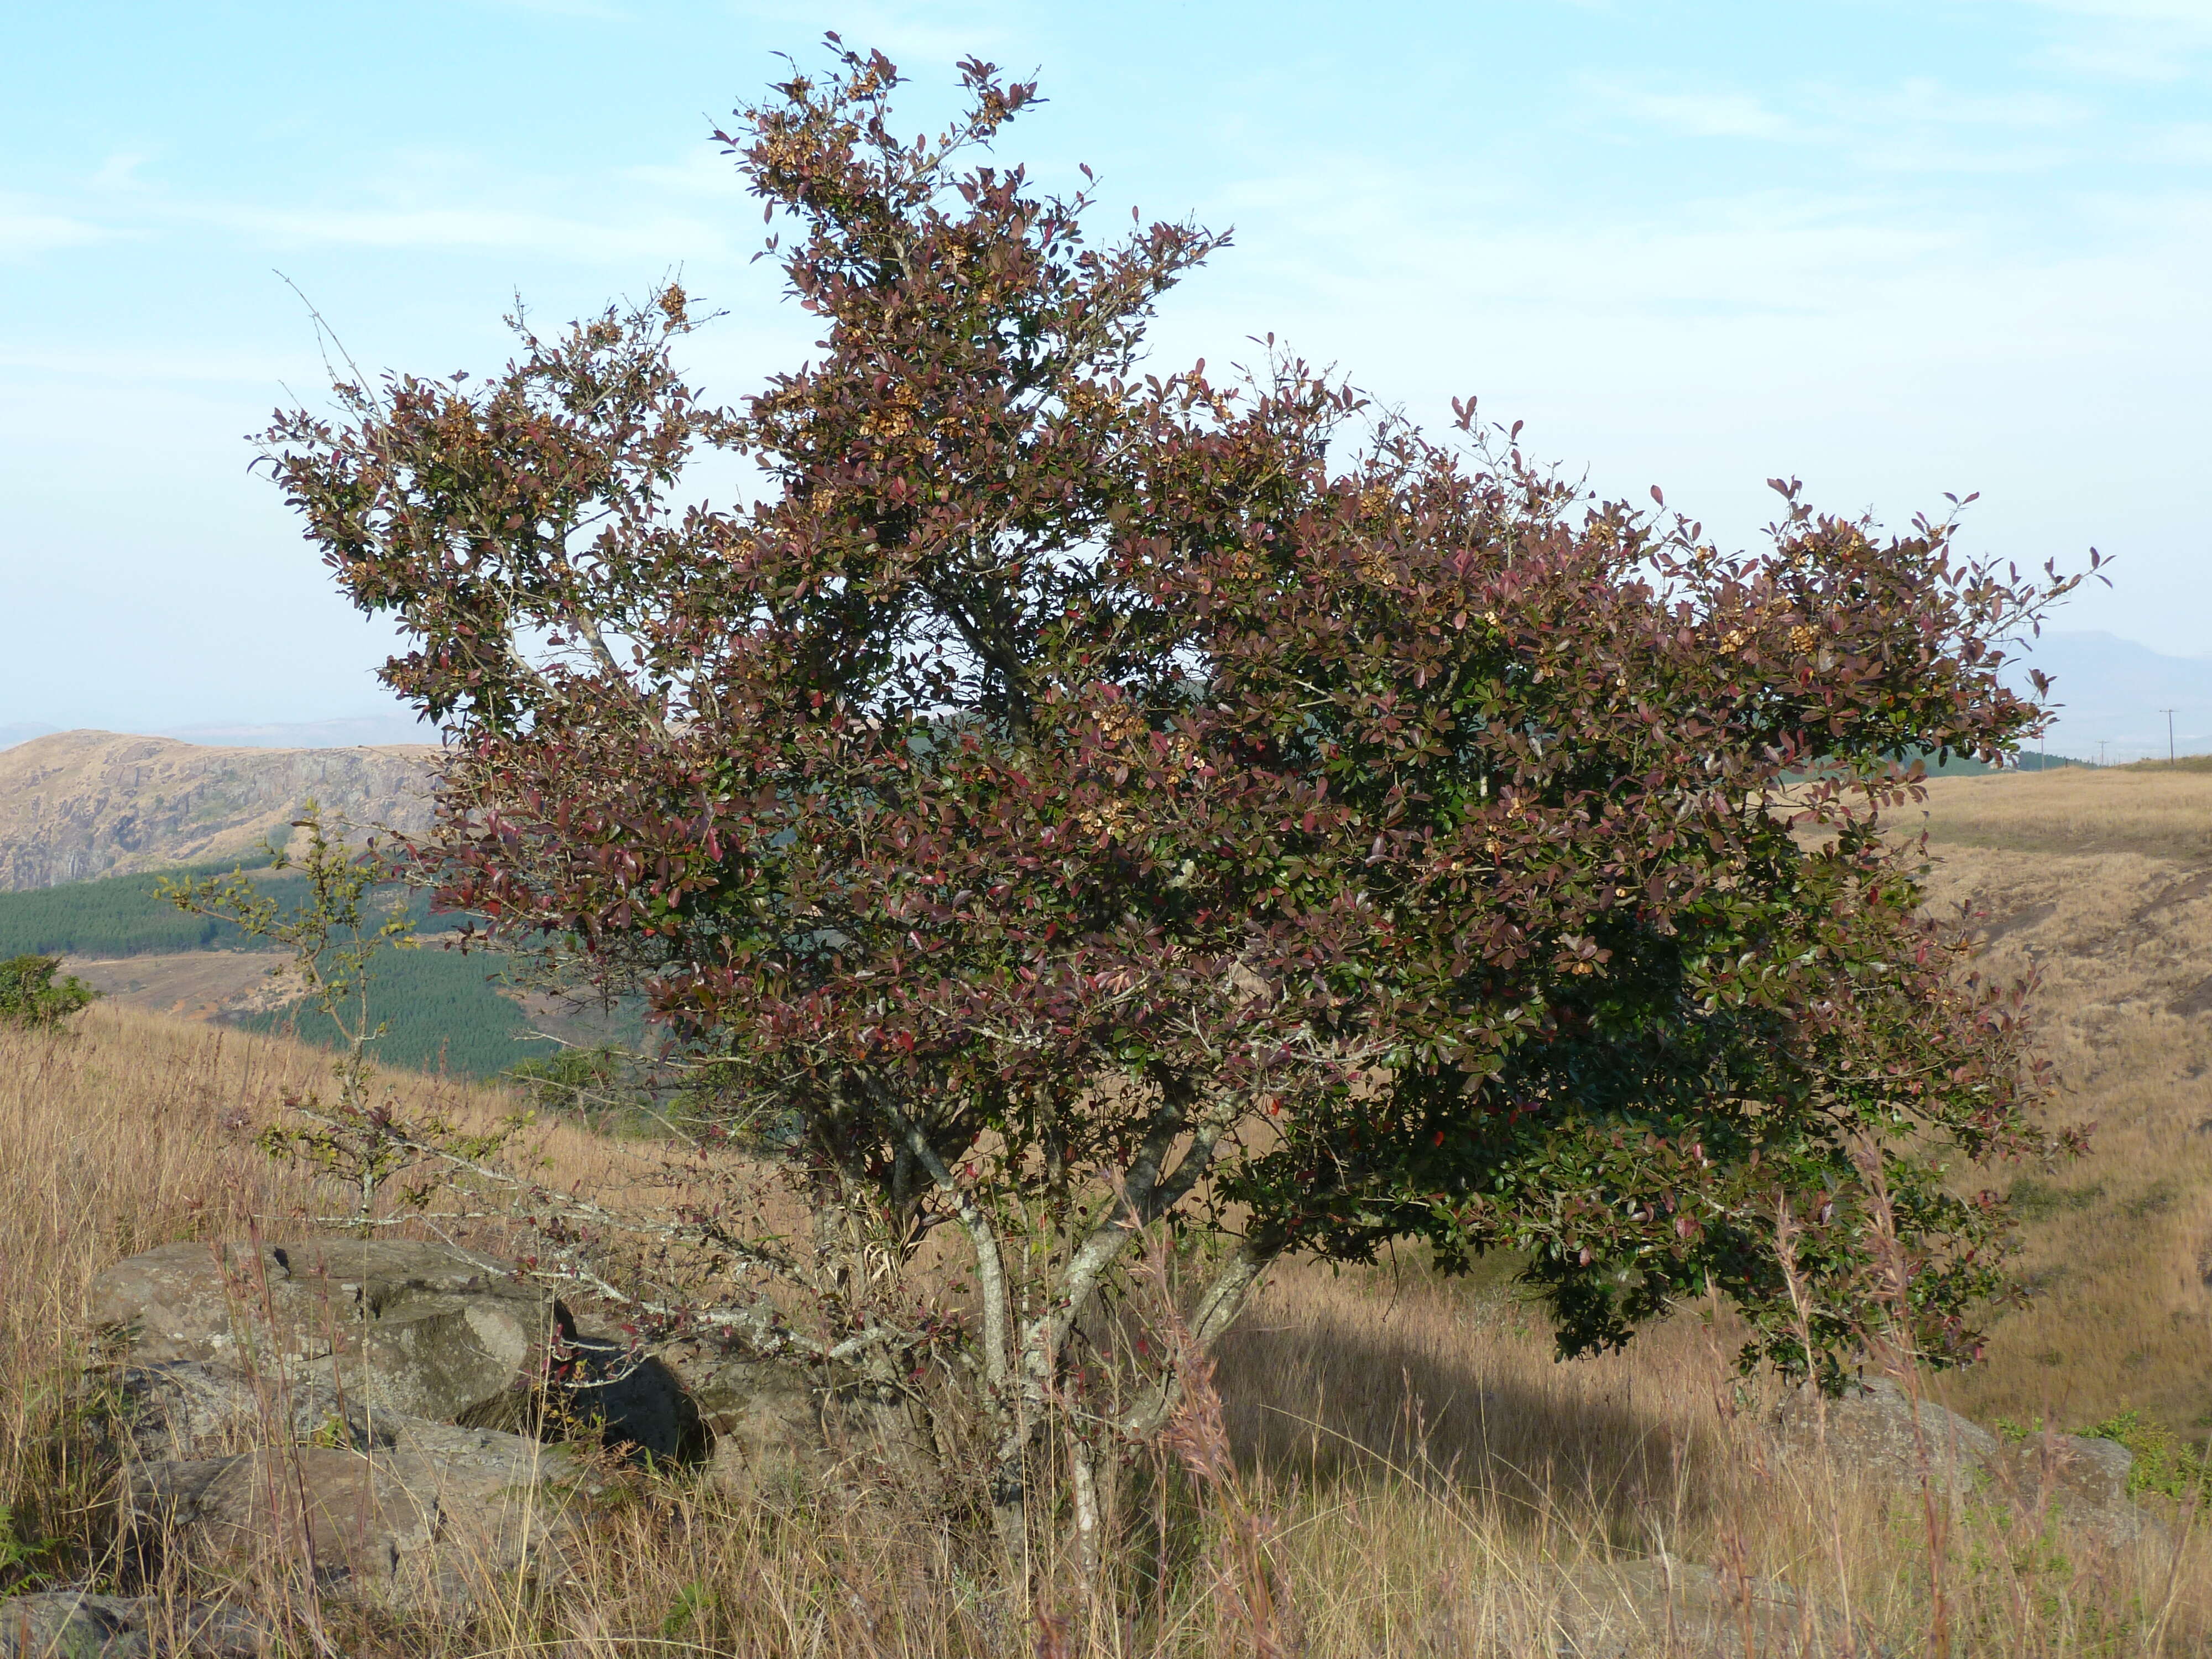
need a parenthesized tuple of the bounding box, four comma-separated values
(0, 954, 96, 1029)
(507, 1044, 644, 1121)
(2081, 1407, 2210, 1501)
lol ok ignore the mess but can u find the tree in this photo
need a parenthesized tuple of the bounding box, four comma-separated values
(259, 40, 2090, 1552)
(0, 954, 96, 1029)
(161, 807, 432, 1225)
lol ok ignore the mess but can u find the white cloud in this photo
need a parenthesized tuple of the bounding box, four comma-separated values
(0, 202, 113, 262)
(3, 131, 766, 276)
(0, 344, 325, 385)
(1586, 70, 2090, 175)
(1851, 79, 2085, 129)
(90, 150, 154, 192)
(2037, 35, 2201, 79)
(619, 144, 755, 201)
(2141, 120, 2212, 160)
(190, 201, 738, 262)
(1594, 72, 2090, 140)
(470, 0, 630, 17)
(2007, 0, 2212, 24)
(722, 0, 1025, 67)
(1612, 88, 1798, 140)
(1845, 133, 2077, 175)
(1986, 0, 2212, 78)
(1156, 122, 2212, 627)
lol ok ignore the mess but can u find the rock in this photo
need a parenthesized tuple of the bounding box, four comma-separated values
(124, 1427, 597, 1610)
(663, 1338, 938, 1494)
(75, 1239, 943, 1614)
(89, 1244, 706, 1466)
(1774, 1378, 1997, 1488)
(1773, 1379, 2154, 1545)
(0, 1590, 270, 1658)
(686, 1354, 826, 1494)
(95, 1361, 383, 1462)
(818, 1375, 940, 1484)
(1587, 1556, 1876, 1658)
(88, 1240, 567, 1427)
(0, 729, 434, 893)
(561, 1333, 708, 1465)
(1991, 1427, 2154, 1543)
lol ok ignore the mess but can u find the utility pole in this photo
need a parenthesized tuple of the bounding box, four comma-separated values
(2163, 708, 2177, 766)
(2098, 739, 2109, 768)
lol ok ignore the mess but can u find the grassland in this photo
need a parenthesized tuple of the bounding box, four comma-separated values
(2, 760, 2207, 1654)
(1903, 763, 2212, 863)
(1898, 766, 2212, 1439)
(8, 954, 2212, 1653)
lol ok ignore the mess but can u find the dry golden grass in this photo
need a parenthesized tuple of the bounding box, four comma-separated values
(1217, 1260, 2210, 1653)
(8, 1003, 2212, 1655)
(1888, 769, 2212, 1438)
(1901, 765, 2212, 863)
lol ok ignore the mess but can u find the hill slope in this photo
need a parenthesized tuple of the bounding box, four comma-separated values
(1900, 766, 2212, 1433)
(0, 856, 556, 1078)
(0, 729, 436, 891)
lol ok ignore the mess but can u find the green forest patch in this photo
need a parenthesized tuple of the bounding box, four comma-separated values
(0, 858, 299, 957)
(0, 861, 555, 1078)
(229, 940, 557, 1079)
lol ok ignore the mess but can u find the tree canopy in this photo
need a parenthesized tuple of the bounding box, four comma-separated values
(262, 40, 2090, 1541)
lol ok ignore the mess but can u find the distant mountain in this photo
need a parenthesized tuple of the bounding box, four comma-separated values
(3, 716, 439, 753)
(156, 715, 441, 749)
(2004, 632, 2212, 763)
(0, 730, 436, 891)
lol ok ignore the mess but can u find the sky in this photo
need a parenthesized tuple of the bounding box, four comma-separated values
(2, 0, 2208, 743)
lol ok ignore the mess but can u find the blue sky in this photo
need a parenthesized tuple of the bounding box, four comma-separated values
(2, 0, 2208, 737)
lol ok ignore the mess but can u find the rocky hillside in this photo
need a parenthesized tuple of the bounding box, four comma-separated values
(0, 730, 436, 891)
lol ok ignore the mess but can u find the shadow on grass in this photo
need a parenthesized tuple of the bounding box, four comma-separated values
(1211, 1275, 1707, 1555)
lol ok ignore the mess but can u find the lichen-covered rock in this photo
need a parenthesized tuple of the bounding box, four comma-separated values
(95, 1361, 382, 1462)
(684, 1353, 825, 1494)
(1774, 1378, 1998, 1486)
(87, 1241, 567, 1426)
(1593, 1556, 1876, 1658)
(75, 1239, 933, 1615)
(0, 1590, 270, 1658)
(1773, 1379, 2155, 1544)
(124, 1426, 597, 1609)
(1991, 1427, 2151, 1542)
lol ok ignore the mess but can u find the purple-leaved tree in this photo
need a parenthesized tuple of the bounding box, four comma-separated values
(262, 41, 2091, 1553)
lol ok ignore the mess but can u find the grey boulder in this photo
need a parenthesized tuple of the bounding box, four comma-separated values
(88, 1243, 702, 1464)
(1411, 1554, 1881, 1658)
(124, 1424, 596, 1610)
(87, 1240, 565, 1428)
(0, 1591, 269, 1658)
(684, 1353, 826, 1493)
(96, 1361, 382, 1462)
(1773, 1379, 2156, 1544)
